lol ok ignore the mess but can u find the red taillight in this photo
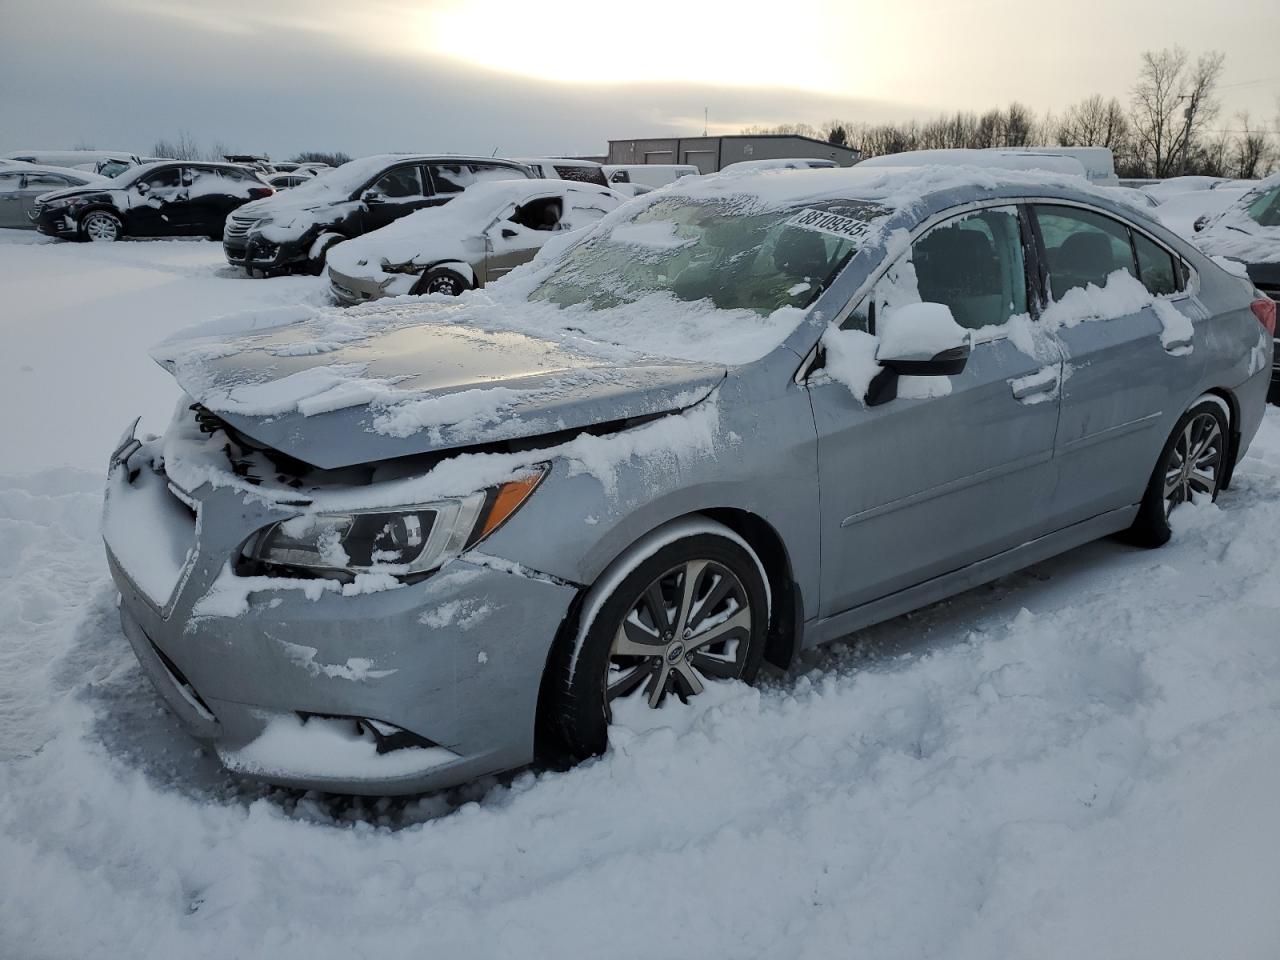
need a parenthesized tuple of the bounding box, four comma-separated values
(1252, 298, 1276, 336)
(248, 186, 275, 199)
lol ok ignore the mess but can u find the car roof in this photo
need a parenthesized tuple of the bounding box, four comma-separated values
(0, 162, 108, 181)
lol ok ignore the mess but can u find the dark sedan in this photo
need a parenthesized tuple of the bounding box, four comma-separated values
(222, 154, 533, 275)
(32, 161, 273, 242)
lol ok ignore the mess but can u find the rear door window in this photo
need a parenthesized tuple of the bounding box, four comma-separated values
(1033, 205, 1136, 300)
(368, 165, 424, 200)
(1132, 230, 1180, 296)
(22, 173, 71, 191)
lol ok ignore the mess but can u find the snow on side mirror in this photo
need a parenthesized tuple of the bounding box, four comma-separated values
(865, 302, 971, 407)
(874, 302, 971, 376)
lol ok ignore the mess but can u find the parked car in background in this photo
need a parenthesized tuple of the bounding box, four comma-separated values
(859, 149, 1088, 179)
(1153, 185, 1252, 237)
(2, 150, 141, 178)
(266, 172, 313, 191)
(1194, 172, 1280, 401)
(106, 167, 1270, 795)
(1139, 176, 1231, 204)
(722, 158, 839, 172)
(0, 164, 109, 229)
(223, 154, 532, 275)
(993, 147, 1118, 186)
(31, 161, 273, 242)
(223, 155, 274, 175)
(602, 164, 699, 196)
(326, 179, 621, 304)
(517, 158, 609, 186)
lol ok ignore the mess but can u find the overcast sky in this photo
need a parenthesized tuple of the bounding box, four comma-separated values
(2, 0, 1277, 160)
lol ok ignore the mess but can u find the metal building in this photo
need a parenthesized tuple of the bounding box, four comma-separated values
(606, 134, 861, 174)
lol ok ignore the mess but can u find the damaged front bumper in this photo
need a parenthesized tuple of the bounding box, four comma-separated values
(102, 422, 579, 796)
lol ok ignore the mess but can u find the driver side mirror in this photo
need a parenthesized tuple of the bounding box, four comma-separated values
(866, 302, 971, 407)
(501, 227, 518, 239)
(362, 190, 381, 203)
(135, 181, 150, 195)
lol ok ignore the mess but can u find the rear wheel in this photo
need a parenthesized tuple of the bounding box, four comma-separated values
(544, 521, 769, 761)
(1126, 398, 1229, 547)
(79, 211, 122, 242)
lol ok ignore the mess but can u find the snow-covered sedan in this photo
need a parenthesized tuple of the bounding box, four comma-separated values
(326, 180, 622, 304)
(1194, 171, 1280, 401)
(31, 161, 274, 242)
(104, 167, 1272, 796)
(0, 163, 108, 229)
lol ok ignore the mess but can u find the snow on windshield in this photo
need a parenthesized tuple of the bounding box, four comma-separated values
(530, 195, 889, 318)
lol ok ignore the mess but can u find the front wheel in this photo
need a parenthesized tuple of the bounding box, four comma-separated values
(79, 210, 123, 242)
(544, 522, 769, 761)
(413, 267, 471, 297)
(1125, 398, 1229, 547)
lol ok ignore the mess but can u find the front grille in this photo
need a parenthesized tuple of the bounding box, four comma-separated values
(224, 215, 256, 241)
(191, 403, 310, 486)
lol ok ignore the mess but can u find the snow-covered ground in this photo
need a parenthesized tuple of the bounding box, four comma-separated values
(2, 229, 1279, 959)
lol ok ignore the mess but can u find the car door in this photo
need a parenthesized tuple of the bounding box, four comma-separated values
(127, 166, 188, 236)
(483, 194, 564, 282)
(359, 164, 433, 233)
(1030, 203, 1206, 527)
(182, 165, 235, 236)
(808, 204, 1064, 616)
(0, 172, 27, 227)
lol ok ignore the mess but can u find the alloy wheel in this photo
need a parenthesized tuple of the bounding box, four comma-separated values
(83, 212, 120, 242)
(606, 558, 753, 709)
(426, 276, 460, 295)
(1163, 411, 1223, 516)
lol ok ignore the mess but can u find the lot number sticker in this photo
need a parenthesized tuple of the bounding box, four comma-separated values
(786, 208, 874, 244)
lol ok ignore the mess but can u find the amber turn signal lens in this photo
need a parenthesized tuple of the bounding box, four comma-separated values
(472, 470, 547, 544)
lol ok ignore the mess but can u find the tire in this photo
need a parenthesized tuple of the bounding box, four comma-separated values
(543, 520, 770, 762)
(413, 267, 471, 297)
(308, 235, 342, 275)
(1125, 397, 1230, 547)
(79, 210, 123, 242)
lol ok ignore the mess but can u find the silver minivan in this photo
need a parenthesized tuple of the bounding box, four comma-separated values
(103, 168, 1273, 795)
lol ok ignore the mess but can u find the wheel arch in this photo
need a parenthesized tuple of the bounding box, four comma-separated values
(533, 507, 802, 764)
(1201, 386, 1241, 489)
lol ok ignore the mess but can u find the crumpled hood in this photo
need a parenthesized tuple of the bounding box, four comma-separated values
(153, 317, 725, 470)
(34, 184, 113, 204)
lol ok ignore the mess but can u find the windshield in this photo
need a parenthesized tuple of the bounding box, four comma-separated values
(530, 196, 886, 316)
(1245, 184, 1280, 228)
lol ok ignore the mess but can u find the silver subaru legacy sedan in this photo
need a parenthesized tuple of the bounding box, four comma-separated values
(103, 166, 1275, 795)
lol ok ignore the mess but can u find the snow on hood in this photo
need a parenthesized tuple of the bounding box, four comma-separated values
(152, 299, 726, 469)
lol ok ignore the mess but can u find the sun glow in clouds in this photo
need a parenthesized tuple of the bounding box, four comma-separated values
(419, 0, 847, 90)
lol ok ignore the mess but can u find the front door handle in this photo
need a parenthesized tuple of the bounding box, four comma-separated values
(1010, 366, 1060, 402)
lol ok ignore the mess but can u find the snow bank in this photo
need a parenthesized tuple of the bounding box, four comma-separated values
(6, 413, 1280, 959)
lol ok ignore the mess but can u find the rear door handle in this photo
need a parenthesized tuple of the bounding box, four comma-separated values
(1010, 366, 1060, 402)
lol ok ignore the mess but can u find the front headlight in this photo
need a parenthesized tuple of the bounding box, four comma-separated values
(242, 467, 546, 578)
(380, 259, 426, 276)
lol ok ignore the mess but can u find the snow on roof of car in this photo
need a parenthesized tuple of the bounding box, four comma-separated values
(0, 162, 109, 183)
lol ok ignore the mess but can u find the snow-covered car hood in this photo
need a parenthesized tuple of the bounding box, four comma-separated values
(152, 314, 725, 470)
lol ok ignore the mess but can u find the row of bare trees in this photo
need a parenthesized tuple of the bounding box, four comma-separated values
(745, 47, 1278, 180)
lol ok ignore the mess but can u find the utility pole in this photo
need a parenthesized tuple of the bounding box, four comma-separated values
(703, 107, 708, 137)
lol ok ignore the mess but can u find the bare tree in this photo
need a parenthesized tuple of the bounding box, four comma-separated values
(1229, 113, 1274, 179)
(1056, 94, 1129, 150)
(1130, 47, 1225, 177)
(1001, 103, 1035, 146)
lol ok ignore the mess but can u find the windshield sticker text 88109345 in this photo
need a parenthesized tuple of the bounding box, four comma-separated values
(786, 208, 874, 244)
